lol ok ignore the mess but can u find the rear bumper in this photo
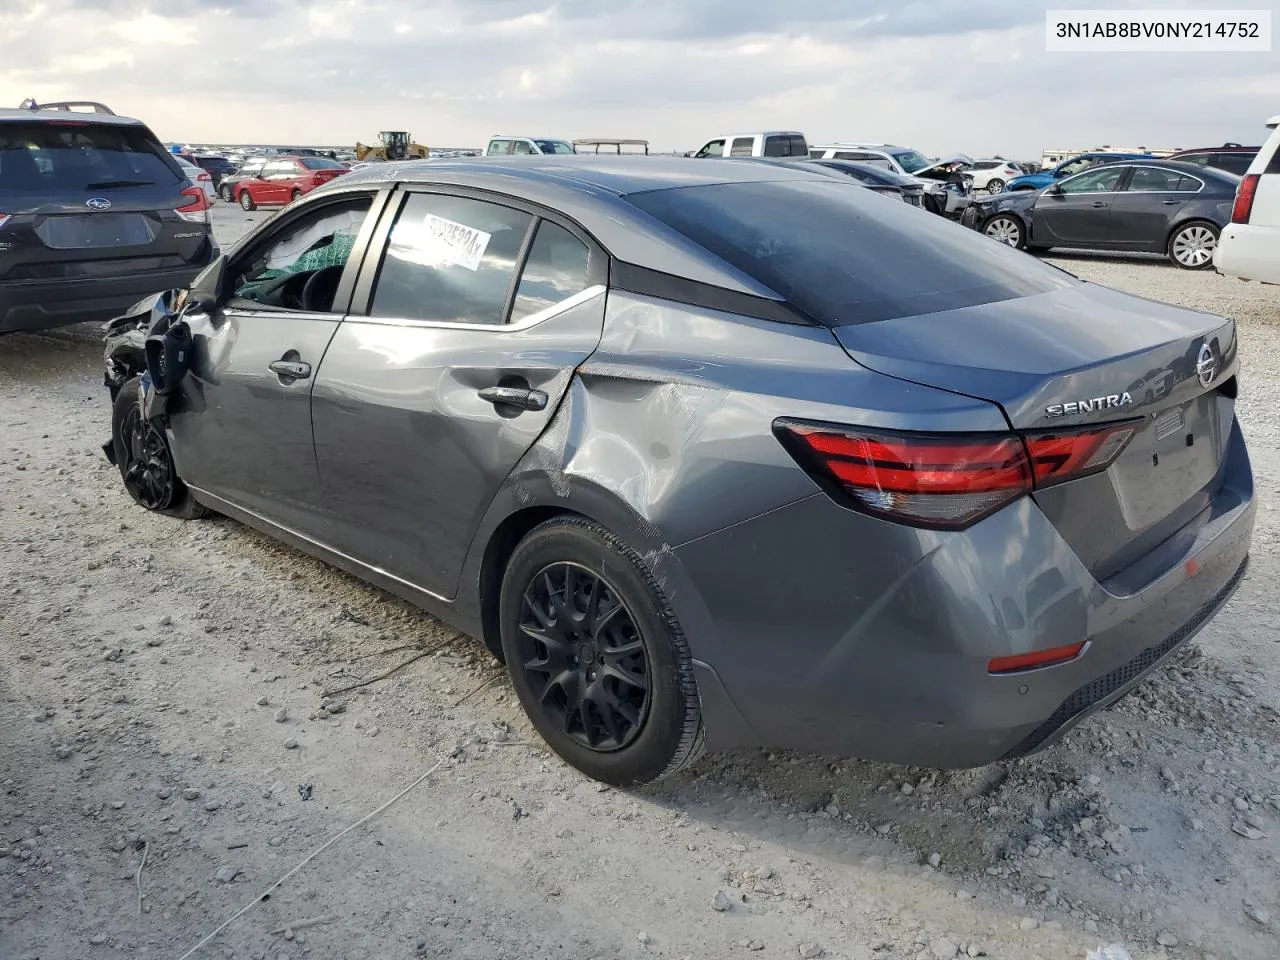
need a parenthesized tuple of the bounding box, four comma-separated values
(670, 421, 1255, 766)
(0, 256, 214, 334)
(1214, 224, 1280, 285)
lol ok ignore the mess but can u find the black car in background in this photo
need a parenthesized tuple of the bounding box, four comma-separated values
(0, 100, 218, 334)
(807, 159, 927, 206)
(194, 155, 237, 188)
(961, 159, 1238, 269)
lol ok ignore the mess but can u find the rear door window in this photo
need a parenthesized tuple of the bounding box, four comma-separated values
(627, 179, 1074, 326)
(0, 121, 181, 193)
(510, 221, 591, 322)
(1124, 167, 1185, 191)
(368, 193, 533, 324)
(729, 137, 755, 157)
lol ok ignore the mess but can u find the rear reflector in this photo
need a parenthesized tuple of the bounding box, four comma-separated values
(775, 418, 1138, 530)
(988, 641, 1085, 674)
(1231, 174, 1259, 224)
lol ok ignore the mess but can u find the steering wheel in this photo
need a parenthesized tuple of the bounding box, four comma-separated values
(301, 265, 346, 313)
(279, 272, 309, 311)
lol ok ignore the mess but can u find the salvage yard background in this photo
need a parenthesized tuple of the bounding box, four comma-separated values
(2, 204, 1279, 960)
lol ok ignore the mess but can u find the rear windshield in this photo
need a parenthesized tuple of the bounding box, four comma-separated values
(300, 157, 346, 169)
(0, 121, 181, 192)
(627, 179, 1077, 325)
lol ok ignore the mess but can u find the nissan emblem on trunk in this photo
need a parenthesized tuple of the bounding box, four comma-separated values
(1196, 342, 1217, 388)
(85, 197, 112, 210)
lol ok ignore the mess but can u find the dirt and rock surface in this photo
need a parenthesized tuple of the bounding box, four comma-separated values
(2, 205, 1278, 960)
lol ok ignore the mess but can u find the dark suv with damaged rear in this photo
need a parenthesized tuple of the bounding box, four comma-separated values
(0, 100, 217, 334)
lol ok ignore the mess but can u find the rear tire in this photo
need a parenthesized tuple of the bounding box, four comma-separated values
(219, 183, 233, 202)
(986, 177, 1005, 194)
(110, 378, 207, 520)
(1167, 220, 1218, 270)
(290, 189, 302, 203)
(239, 190, 256, 211)
(499, 517, 704, 786)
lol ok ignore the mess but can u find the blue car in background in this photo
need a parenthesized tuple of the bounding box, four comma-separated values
(1006, 151, 1154, 191)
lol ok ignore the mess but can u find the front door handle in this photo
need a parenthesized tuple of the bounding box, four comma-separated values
(478, 385, 548, 411)
(1091, 201, 1109, 208)
(269, 359, 311, 380)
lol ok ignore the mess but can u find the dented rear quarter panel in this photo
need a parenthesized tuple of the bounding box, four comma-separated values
(455, 289, 1010, 665)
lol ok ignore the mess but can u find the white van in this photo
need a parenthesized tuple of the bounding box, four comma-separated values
(1213, 114, 1280, 285)
(690, 131, 808, 158)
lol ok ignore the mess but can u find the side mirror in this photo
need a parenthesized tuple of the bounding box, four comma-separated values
(1047, 183, 1064, 194)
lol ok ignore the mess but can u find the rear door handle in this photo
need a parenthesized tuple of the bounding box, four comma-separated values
(478, 385, 548, 411)
(269, 360, 311, 380)
(1091, 201, 1109, 208)
(1161, 198, 1182, 205)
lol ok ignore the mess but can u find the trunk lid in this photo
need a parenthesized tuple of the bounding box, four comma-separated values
(831, 283, 1239, 580)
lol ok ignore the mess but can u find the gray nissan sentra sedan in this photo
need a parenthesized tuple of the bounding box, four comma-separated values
(101, 156, 1254, 786)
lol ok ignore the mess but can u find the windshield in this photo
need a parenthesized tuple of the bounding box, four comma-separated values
(0, 121, 181, 192)
(627, 179, 1076, 325)
(891, 150, 931, 173)
(535, 140, 575, 155)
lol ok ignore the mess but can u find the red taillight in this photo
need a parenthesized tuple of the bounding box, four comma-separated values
(775, 418, 1137, 530)
(176, 185, 210, 223)
(0, 213, 10, 231)
(197, 171, 211, 182)
(1023, 423, 1136, 486)
(1231, 173, 1259, 224)
(988, 641, 1086, 674)
(776, 423, 1031, 529)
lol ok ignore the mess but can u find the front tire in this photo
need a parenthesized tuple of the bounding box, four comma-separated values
(238, 190, 256, 211)
(983, 213, 1025, 249)
(110, 378, 207, 520)
(1168, 221, 1218, 270)
(500, 517, 704, 786)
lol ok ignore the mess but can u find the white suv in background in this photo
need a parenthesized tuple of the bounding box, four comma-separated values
(1214, 114, 1280, 285)
(965, 158, 1023, 194)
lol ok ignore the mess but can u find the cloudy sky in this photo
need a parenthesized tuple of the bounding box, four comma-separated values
(1, 0, 1275, 157)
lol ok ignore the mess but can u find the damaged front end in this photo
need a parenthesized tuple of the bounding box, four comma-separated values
(101, 287, 207, 465)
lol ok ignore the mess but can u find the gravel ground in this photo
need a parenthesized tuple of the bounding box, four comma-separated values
(1, 203, 1279, 960)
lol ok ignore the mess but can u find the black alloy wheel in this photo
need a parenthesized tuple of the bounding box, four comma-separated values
(499, 517, 704, 786)
(119, 403, 178, 510)
(110, 377, 207, 519)
(516, 562, 651, 751)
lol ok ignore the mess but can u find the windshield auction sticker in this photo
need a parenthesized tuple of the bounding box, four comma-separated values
(1046, 9, 1271, 51)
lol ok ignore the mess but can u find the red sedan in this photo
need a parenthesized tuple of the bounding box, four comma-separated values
(234, 156, 348, 210)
